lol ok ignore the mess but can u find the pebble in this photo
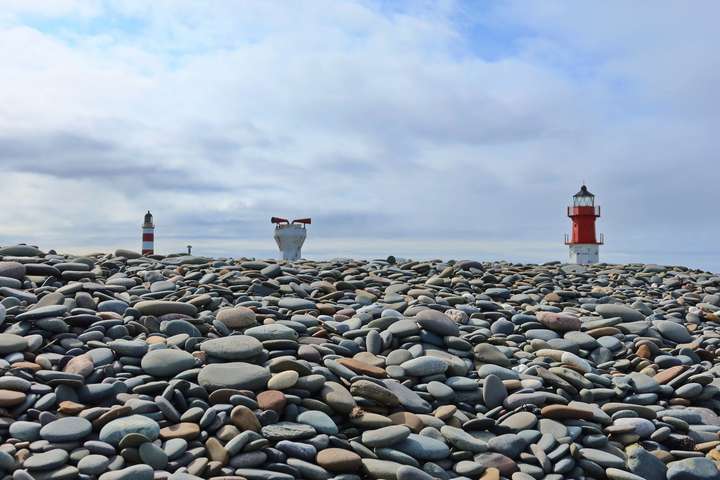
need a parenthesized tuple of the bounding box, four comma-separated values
(483, 374, 507, 408)
(362, 425, 411, 447)
(316, 448, 362, 473)
(400, 357, 448, 376)
(197, 362, 271, 390)
(0, 333, 27, 354)
(415, 309, 459, 336)
(667, 457, 720, 480)
(78, 454, 111, 475)
(138, 441, 168, 470)
(297, 410, 338, 434)
(134, 300, 197, 317)
(23, 449, 68, 471)
(40, 417, 92, 442)
(98, 464, 153, 480)
(626, 444, 667, 480)
(216, 306, 257, 329)
(99, 415, 160, 445)
(200, 335, 263, 360)
(268, 370, 299, 389)
(140, 348, 196, 377)
(394, 433, 450, 460)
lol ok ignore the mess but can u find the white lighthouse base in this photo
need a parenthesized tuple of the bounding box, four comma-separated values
(568, 244, 599, 265)
(274, 225, 307, 261)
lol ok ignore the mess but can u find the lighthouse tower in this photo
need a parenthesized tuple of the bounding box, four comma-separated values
(272, 217, 310, 261)
(142, 211, 155, 256)
(565, 185, 604, 264)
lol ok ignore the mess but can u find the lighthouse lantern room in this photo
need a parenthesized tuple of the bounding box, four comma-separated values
(564, 185, 604, 265)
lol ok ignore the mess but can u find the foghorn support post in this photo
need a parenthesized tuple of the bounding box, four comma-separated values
(272, 217, 310, 261)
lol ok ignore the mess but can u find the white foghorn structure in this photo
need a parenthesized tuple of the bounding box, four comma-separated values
(272, 217, 311, 261)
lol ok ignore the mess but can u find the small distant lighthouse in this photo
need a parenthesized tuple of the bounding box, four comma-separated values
(272, 217, 311, 261)
(565, 185, 604, 264)
(142, 211, 155, 256)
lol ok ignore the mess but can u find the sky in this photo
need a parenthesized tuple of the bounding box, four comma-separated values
(1, 1, 719, 270)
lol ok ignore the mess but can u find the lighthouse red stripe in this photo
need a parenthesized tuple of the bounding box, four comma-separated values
(142, 233, 154, 241)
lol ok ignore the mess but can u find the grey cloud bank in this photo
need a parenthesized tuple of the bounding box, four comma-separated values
(1, 1, 719, 270)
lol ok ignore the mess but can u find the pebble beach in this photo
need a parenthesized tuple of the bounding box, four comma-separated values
(0, 244, 719, 480)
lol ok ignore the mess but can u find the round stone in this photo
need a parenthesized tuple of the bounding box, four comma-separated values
(361, 425, 411, 448)
(159, 422, 200, 440)
(400, 357, 448, 376)
(278, 298, 316, 310)
(257, 390, 286, 412)
(321, 382, 356, 414)
(216, 306, 257, 329)
(261, 422, 317, 441)
(397, 465, 434, 480)
(197, 362, 271, 391)
(595, 304, 646, 322)
(0, 334, 27, 354)
(140, 349, 197, 377)
(0, 389, 26, 407)
(99, 415, 160, 445)
(138, 442, 168, 470)
(9, 421, 41, 441)
(500, 412, 537, 431)
(667, 457, 720, 480)
(653, 320, 693, 343)
(676, 383, 703, 398)
(427, 381, 454, 400)
(394, 433, 450, 460)
(316, 448, 362, 473)
(230, 405, 261, 431)
(134, 300, 198, 317)
(0, 261, 25, 280)
(482, 374, 507, 409)
(474, 452, 518, 477)
(297, 410, 338, 434)
(474, 344, 512, 367)
(536, 311, 581, 331)
(40, 417, 92, 442)
(268, 370, 299, 390)
(23, 449, 68, 471)
(78, 454, 111, 475)
(98, 464, 154, 480)
(454, 460, 485, 476)
(200, 335, 263, 360)
(415, 309, 459, 336)
(244, 324, 299, 341)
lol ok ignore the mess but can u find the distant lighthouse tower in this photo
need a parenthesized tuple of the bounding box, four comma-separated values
(142, 211, 155, 256)
(271, 217, 311, 261)
(564, 185, 604, 264)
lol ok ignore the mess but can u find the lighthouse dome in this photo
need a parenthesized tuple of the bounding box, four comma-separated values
(573, 185, 595, 206)
(143, 211, 154, 227)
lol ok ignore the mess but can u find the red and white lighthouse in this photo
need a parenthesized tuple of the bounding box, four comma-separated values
(142, 211, 155, 256)
(564, 185, 604, 264)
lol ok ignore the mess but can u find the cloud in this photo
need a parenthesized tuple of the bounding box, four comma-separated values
(0, 1, 718, 270)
